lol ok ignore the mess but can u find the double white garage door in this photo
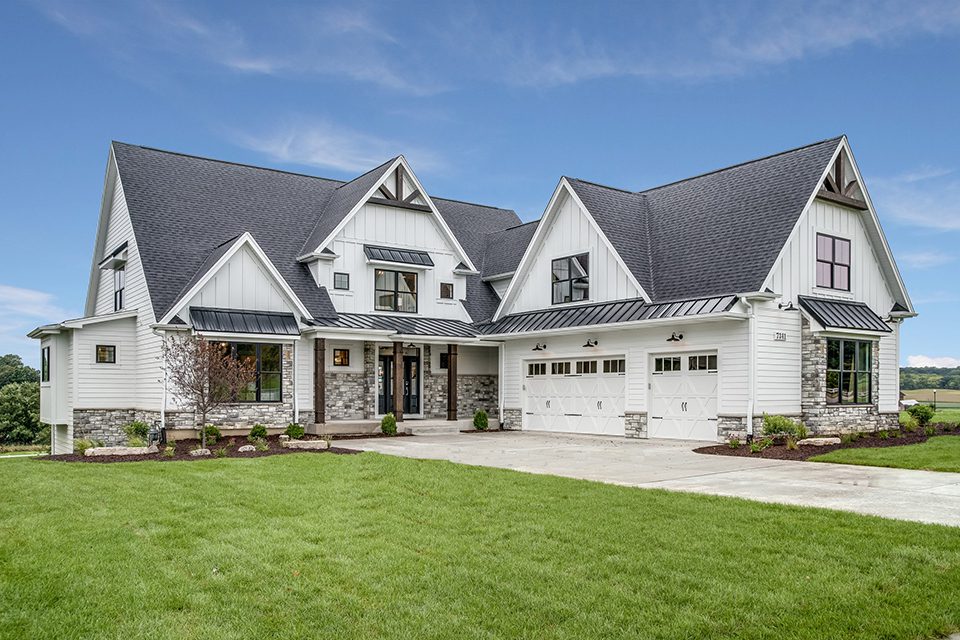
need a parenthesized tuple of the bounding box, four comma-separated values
(522, 352, 718, 440)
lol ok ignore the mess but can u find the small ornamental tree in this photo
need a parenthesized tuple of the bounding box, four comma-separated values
(162, 334, 257, 449)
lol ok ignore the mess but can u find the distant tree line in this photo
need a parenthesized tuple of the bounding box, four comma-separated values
(0, 354, 43, 446)
(900, 367, 960, 391)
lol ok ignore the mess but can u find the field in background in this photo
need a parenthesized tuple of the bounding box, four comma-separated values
(902, 389, 960, 408)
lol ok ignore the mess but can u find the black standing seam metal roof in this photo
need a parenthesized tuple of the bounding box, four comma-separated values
(363, 245, 434, 267)
(309, 313, 478, 338)
(798, 296, 891, 333)
(190, 307, 301, 336)
(478, 295, 739, 335)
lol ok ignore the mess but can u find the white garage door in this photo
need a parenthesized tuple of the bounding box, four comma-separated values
(649, 352, 718, 441)
(523, 358, 625, 436)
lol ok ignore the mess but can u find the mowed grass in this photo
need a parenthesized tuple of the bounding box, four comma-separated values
(2, 454, 960, 640)
(900, 408, 960, 425)
(903, 388, 960, 410)
(812, 436, 960, 473)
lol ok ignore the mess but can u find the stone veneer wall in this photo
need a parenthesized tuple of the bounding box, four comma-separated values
(716, 416, 765, 442)
(800, 317, 897, 433)
(421, 344, 498, 420)
(501, 407, 522, 430)
(624, 412, 647, 438)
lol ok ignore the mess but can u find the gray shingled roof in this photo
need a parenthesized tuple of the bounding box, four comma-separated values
(564, 137, 842, 302)
(112, 143, 519, 323)
(481, 221, 539, 278)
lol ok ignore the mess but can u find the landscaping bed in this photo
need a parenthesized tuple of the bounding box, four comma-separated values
(695, 423, 960, 461)
(47, 435, 360, 463)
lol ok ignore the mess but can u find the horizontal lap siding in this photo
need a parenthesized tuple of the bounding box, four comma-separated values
(754, 301, 802, 414)
(74, 318, 137, 408)
(878, 326, 899, 412)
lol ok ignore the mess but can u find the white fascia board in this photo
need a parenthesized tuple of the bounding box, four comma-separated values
(454, 268, 480, 276)
(160, 232, 313, 324)
(27, 325, 63, 339)
(479, 311, 748, 340)
(84, 146, 120, 316)
(192, 330, 297, 343)
(302, 327, 394, 342)
(492, 178, 649, 322)
(61, 309, 140, 329)
(819, 328, 891, 339)
(312, 156, 479, 273)
(390, 334, 485, 346)
(296, 250, 339, 263)
(365, 258, 433, 271)
(481, 271, 514, 282)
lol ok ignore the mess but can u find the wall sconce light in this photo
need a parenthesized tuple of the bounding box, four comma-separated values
(582, 339, 598, 348)
(406, 343, 418, 349)
(778, 301, 798, 311)
(666, 332, 683, 342)
(532, 343, 547, 351)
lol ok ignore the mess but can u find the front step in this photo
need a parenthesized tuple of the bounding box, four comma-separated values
(402, 423, 467, 436)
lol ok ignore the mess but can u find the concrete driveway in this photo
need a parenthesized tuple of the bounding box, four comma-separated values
(341, 431, 960, 527)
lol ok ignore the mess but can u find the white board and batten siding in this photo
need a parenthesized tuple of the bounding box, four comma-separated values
(318, 202, 471, 320)
(501, 191, 641, 316)
(500, 319, 749, 418)
(183, 245, 295, 316)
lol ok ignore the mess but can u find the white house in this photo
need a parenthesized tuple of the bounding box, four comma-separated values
(31, 136, 914, 453)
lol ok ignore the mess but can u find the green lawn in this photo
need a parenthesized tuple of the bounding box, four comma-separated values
(812, 436, 960, 473)
(900, 407, 960, 425)
(2, 454, 959, 639)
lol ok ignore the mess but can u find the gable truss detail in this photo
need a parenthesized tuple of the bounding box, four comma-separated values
(817, 150, 868, 211)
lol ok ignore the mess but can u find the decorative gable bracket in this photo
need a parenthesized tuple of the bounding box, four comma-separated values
(817, 149, 868, 210)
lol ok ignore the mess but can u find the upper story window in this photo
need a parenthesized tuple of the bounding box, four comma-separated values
(41, 347, 50, 382)
(375, 269, 417, 313)
(826, 339, 872, 405)
(113, 266, 126, 311)
(816, 234, 850, 291)
(552, 253, 589, 304)
(440, 282, 454, 299)
(333, 272, 350, 291)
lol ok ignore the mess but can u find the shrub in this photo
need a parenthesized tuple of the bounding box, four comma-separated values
(925, 425, 937, 436)
(901, 413, 919, 432)
(840, 433, 854, 444)
(215, 447, 228, 458)
(786, 436, 798, 451)
(877, 430, 889, 440)
(74, 438, 95, 454)
(251, 437, 269, 452)
(473, 409, 488, 431)
(749, 438, 772, 454)
(123, 421, 150, 440)
(796, 424, 809, 440)
(202, 425, 222, 444)
(380, 413, 397, 436)
(162, 445, 175, 458)
(248, 424, 268, 441)
(284, 423, 305, 439)
(128, 436, 146, 447)
(727, 437, 741, 449)
(762, 414, 801, 437)
(907, 404, 935, 427)
(0, 382, 42, 445)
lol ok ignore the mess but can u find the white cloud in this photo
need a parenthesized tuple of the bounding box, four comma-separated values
(907, 355, 960, 367)
(0, 285, 74, 367)
(231, 119, 444, 174)
(871, 167, 960, 231)
(898, 251, 955, 269)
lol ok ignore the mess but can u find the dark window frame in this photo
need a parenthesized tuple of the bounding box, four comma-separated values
(41, 346, 50, 382)
(603, 358, 626, 374)
(439, 352, 449, 370)
(333, 348, 350, 367)
(826, 338, 872, 405)
(113, 266, 125, 311)
(374, 268, 418, 313)
(333, 272, 350, 291)
(527, 362, 546, 377)
(816, 233, 851, 291)
(551, 253, 590, 305)
(95, 344, 116, 364)
(440, 282, 454, 299)
(222, 342, 283, 403)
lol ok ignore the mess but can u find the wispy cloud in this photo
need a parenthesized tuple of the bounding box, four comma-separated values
(871, 167, 960, 231)
(899, 250, 955, 269)
(230, 119, 444, 174)
(911, 291, 960, 305)
(0, 285, 74, 366)
(907, 354, 960, 367)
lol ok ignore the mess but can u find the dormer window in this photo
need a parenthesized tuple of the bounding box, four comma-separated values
(374, 269, 417, 313)
(551, 253, 589, 304)
(113, 266, 125, 311)
(816, 234, 850, 291)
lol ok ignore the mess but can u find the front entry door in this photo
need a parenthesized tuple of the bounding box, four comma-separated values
(378, 354, 421, 415)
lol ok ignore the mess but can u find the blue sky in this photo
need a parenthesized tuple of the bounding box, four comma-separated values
(1, 0, 959, 367)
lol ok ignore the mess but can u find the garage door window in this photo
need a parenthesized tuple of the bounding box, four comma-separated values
(603, 359, 625, 374)
(551, 361, 571, 375)
(527, 362, 546, 377)
(576, 360, 597, 374)
(653, 356, 681, 373)
(688, 355, 717, 372)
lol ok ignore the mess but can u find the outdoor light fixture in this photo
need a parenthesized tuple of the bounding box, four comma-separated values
(666, 332, 683, 342)
(532, 343, 547, 351)
(778, 301, 798, 311)
(582, 339, 598, 348)
(406, 343, 417, 349)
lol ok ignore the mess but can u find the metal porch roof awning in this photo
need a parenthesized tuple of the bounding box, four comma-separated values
(798, 296, 891, 333)
(310, 313, 477, 338)
(190, 307, 301, 336)
(363, 245, 434, 267)
(478, 295, 739, 335)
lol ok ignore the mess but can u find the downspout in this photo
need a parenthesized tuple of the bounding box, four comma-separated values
(498, 341, 505, 428)
(292, 339, 299, 425)
(744, 299, 756, 440)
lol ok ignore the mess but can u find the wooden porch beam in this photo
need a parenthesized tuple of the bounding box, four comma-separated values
(446, 344, 458, 421)
(314, 337, 326, 425)
(393, 340, 404, 422)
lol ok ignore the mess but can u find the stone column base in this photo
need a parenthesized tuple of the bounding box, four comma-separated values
(501, 407, 522, 430)
(625, 412, 647, 438)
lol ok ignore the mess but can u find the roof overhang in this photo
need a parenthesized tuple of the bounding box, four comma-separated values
(28, 309, 139, 339)
(798, 295, 892, 334)
(190, 307, 301, 336)
(480, 310, 748, 340)
(98, 241, 129, 270)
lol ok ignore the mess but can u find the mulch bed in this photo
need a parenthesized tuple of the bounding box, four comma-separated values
(45, 435, 362, 464)
(695, 423, 960, 461)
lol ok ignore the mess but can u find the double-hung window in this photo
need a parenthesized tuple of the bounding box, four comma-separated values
(551, 253, 589, 304)
(375, 269, 418, 313)
(826, 339, 872, 405)
(223, 343, 282, 402)
(816, 234, 850, 291)
(113, 266, 125, 311)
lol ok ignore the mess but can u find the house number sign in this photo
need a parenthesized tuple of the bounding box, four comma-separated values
(774, 331, 787, 342)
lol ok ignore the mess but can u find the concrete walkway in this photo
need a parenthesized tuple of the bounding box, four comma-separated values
(340, 431, 960, 527)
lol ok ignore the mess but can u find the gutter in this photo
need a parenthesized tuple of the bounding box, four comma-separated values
(736, 292, 773, 440)
(478, 311, 749, 340)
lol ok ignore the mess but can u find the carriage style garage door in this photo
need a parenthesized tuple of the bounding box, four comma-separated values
(648, 352, 719, 441)
(523, 358, 626, 436)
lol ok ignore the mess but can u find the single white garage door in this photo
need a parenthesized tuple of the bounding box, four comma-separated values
(523, 358, 625, 436)
(649, 352, 718, 441)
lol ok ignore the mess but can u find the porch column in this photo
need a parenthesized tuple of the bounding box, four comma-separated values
(446, 344, 458, 421)
(393, 340, 404, 421)
(314, 337, 325, 424)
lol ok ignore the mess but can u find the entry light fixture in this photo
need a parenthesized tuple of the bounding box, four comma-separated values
(406, 343, 417, 349)
(532, 343, 547, 351)
(582, 339, 598, 348)
(778, 301, 798, 311)
(666, 332, 683, 343)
